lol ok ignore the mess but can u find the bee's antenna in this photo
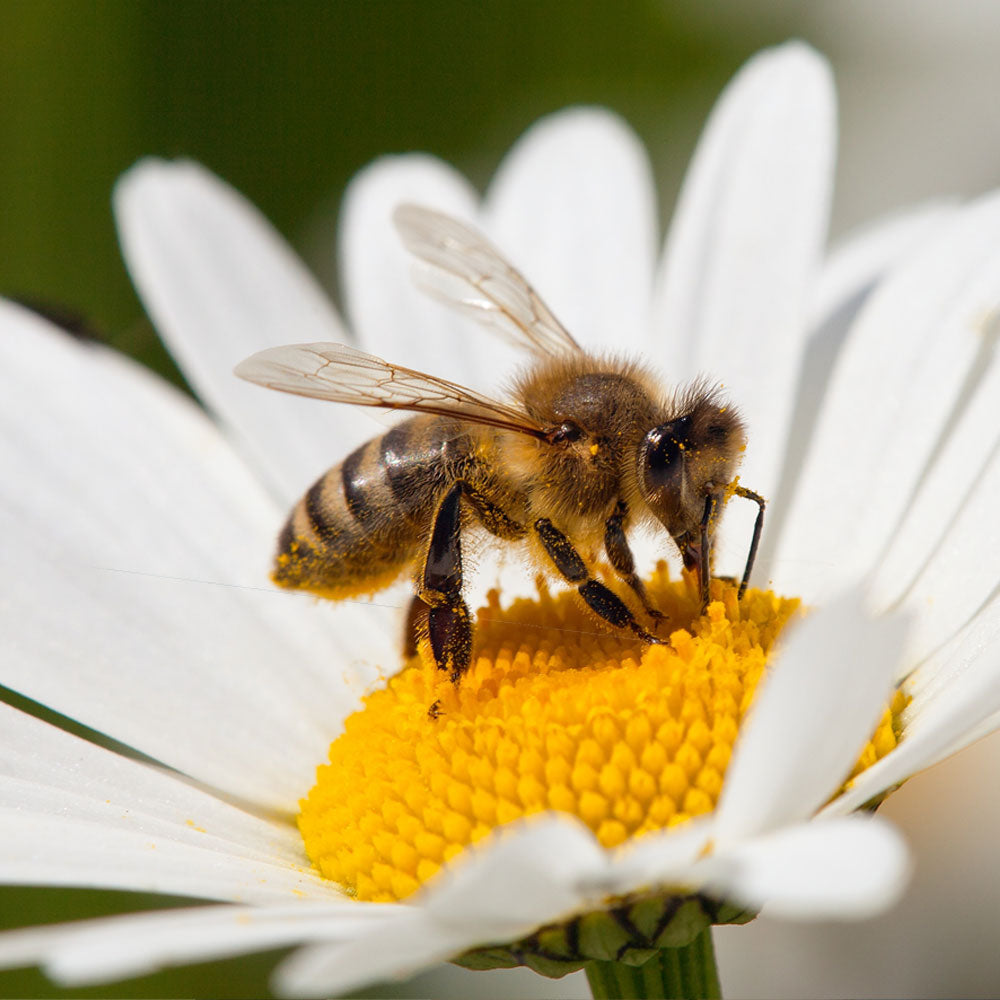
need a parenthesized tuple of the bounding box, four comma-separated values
(733, 486, 766, 598)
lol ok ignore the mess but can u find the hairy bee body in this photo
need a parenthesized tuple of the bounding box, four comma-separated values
(273, 354, 738, 602)
(276, 415, 472, 599)
(238, 204, 765, 681)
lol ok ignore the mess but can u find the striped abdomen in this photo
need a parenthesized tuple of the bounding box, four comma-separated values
(273, 415, 473, 600)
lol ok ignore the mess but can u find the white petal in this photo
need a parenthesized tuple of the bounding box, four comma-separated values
(775, 190, 1000, 601)
(0, 807, 337, 904)
(419, 817, 607, 927)
(338, 155, 488, 387)
(698, 816, 909, 920)
(484, 107, 658, 358)
(717, 733, 1000, 997)
(828, 599, 1000, 814)
(715, 590, 908, 844)
(275, 910, 465, 999)
(875, 372, 1000, 661)
(0, 302, 394, 810)
(0, 902, 387, 986)
(0, 702, 341, 903)
(652, 43, 834, 580)
(810, 201, 958, 330)
(602, 818, 714, 893)
(114, 158, 374, 505)
(758, 202, 958, 576)
(0, 702, 301, 859)
(0, 300, 280, 587)
(0, 525, 391, 812)
(276, 816, 607, 997)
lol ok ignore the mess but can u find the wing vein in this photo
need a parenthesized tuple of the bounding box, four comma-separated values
(393, 204, 583, 358)
(235, 343, 548, 440)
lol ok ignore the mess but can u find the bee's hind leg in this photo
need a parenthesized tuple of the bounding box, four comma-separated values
(402, 595, 429, 658)
(417, 482, 473, 683)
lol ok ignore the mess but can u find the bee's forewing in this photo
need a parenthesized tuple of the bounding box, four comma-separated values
(393, 204, 583, 359)
(235, 342, 547, 438)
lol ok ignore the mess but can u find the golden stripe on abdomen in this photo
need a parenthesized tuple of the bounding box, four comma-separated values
(271, 416, 476, 601)
(273, 432, 424, 599)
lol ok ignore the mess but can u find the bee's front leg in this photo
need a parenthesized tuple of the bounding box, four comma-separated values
(417, 481, 473, 683)
(603, 500, 664, 622)
(534, 518, 664, 645)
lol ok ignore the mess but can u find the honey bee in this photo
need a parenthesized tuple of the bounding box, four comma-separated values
(235, 205, 765, 682)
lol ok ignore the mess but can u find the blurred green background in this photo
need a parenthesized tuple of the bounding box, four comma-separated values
(4, 1, 1000, 997)
(0, 0, 783, 390)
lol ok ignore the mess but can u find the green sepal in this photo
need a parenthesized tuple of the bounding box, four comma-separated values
(586, 928, 721, 999)
(577, 910, 632, 962)
(452, 891, 754, 977)
(653, 897, 708, 949)
(450, 947, 521, 971)
(522, 952, 589, 979)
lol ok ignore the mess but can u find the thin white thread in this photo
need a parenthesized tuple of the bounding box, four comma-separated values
(90, 565, 672, 640)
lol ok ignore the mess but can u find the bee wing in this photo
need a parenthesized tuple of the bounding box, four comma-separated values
(393, 203, 583, 359)
(235, 342, 549, 438)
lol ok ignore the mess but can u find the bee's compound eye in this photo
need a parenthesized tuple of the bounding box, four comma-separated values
(641, 416, 691, 490)
(548, 420, 583, 444)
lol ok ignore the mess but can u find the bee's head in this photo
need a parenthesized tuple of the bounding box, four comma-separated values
(637, 389, 746, 560)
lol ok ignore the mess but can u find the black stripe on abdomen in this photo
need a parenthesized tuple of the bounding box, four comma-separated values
(380, 421, 443, 513)
(305, 478, 341, 546)
(276, 515, 296, 556)
(340, 441, 381, 529)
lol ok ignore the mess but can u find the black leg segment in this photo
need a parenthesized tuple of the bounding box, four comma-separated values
(604, 500, 663, 620)
(697, 494, 716, 610)
(534, 518, 588, 581)
(464, 488, 528, 541)
(535, 517, 663, 644)
(418, 482, 473, 682)
(427, 600, 473, 684)
(422, 481, 464, 598)
(402, 594, 429, 658)
(413, 479, 527, 682)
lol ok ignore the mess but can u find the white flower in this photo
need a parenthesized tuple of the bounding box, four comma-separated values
(2, 41, 999, 997)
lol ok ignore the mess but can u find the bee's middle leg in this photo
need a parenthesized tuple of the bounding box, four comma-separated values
(604, 500, 664, 621)
(534, 518, 663, 644)
(417, 481, 472, 683)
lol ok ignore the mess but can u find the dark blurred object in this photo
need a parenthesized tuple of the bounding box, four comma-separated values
(11, 295, 103, 342)
(0, 0, 781, 386)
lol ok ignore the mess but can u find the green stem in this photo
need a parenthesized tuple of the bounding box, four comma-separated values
(584, 928, 721, 999)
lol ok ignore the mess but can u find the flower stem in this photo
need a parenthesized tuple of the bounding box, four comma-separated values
(584, 928, 721, 999)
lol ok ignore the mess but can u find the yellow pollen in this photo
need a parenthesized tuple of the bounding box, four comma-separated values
(299, 567, 905, 902)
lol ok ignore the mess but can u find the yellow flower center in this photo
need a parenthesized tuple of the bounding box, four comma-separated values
(299, 567, 906, 902)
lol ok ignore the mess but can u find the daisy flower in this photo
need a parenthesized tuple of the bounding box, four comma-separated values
(2, 41, 1000, 998)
